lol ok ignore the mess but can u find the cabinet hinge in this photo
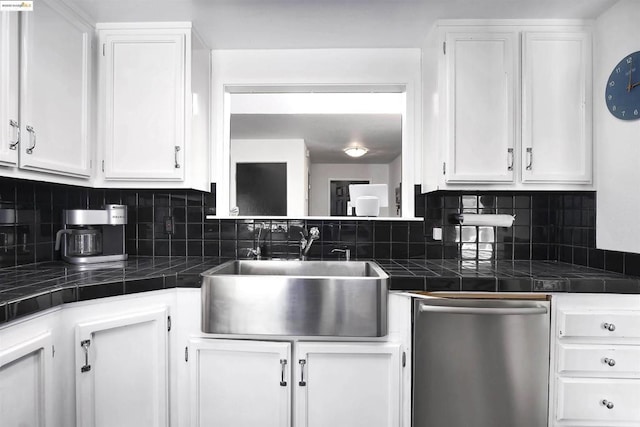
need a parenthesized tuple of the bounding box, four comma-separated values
(443, 41, 446, 55)
(442, 162, 446, 175)
(52, 345, 55, 358)
(402, 351, 406, 368)
(167, 316, 171, 332)
(185, 346, 188, 362)
(101, 160, 105, 172)
(102, 43, 105, 56)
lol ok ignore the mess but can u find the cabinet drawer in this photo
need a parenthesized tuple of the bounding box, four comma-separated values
(558, 310, 640, 339)
(556, 378, 640, 423)
(558, 344, 640, 377)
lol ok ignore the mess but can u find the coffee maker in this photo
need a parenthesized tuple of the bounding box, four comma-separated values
(55, 204, 128, 264)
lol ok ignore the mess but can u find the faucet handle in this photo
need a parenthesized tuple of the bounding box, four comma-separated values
(246, 247, 261, 259)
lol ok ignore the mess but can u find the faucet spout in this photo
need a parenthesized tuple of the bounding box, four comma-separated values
(331, 248, 351, 261)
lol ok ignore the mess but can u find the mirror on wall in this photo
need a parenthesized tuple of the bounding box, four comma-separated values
(228, 91, 405, 218)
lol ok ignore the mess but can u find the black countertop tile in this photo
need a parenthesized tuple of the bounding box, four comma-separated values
(0, 257, 638, 325)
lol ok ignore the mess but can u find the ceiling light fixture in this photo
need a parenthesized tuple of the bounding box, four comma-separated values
(344, 146, 368, 158)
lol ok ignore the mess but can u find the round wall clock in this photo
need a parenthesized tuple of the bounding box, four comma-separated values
(606, 51, 640, 120)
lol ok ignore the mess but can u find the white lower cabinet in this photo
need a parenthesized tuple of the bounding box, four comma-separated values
(0, 308, 60, 427)
(0, 327, 54, 427)
(73, 304, 170, 427)
(189, 338, 291, 427)
(0, 289, 410, 427)
(551, 294, 640, 427)
(295, 342, 401, 427)
(188, 339, 402, 427)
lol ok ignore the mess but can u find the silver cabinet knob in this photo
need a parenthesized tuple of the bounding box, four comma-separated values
(603, 322, 616, 332)
(601, 399, 614, 409)
(603, 357, 616, 367)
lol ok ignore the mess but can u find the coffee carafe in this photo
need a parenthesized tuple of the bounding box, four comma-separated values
(55, 204, 128, 264)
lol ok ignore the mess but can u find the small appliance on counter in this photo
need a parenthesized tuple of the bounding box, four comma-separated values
(55, 204, 128, 264)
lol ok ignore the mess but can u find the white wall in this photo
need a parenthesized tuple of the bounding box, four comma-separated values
(309, 163, 393, 216)
(388, 154, 402, 215)
(230, 139, 308, 216)
(595, 0, 640, 253)
(211, 48, 421, 217)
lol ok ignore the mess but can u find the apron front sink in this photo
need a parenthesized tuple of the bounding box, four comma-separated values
(200, 260, 389, 337)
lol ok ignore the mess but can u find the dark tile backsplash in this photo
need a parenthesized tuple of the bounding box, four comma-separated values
(0, 176, 637, 277)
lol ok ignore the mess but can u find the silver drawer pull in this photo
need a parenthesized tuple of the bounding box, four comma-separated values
(603, 322, 616, 332)
(603, 357, 616, 367)
(279, 359, 287, 387)
(9, 119, 19, 149)
(601, 399, 614, 409)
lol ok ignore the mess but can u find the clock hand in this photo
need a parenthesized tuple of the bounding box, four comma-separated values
(629, 58, 633, 92)
(632, 81, 640, 90)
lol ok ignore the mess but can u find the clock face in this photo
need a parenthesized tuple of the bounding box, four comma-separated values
(605, 51, 640, 120)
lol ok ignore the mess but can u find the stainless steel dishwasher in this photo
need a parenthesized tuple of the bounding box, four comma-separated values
(413, 297, 550, 427)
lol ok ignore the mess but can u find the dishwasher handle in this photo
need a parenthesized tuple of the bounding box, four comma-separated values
(418, 303, 548, 315)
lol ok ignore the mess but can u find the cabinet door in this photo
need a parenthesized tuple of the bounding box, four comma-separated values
(75, 307, 169, 427)
(0, 12, 19, 167)
(294, 342, 401, 427)
(101, 31, 185, 181)
(0, 331, 53, 427)
(19, 0, 92, 177)
(522, 31, 592, 183)
(188, 338, 291, 427)
(443, 31, 518, 183)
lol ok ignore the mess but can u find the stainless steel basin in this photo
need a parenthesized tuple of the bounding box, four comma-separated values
(201, 260, 389, 337)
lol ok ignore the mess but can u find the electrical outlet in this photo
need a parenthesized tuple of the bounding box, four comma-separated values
(164, 216, 174, 235)
(432, 227, 442, 241)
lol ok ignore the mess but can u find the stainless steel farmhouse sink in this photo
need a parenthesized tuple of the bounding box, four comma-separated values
(201, 260, 389, 337)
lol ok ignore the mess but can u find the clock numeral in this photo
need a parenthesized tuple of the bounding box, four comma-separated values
(612, 105, 617, 112)
(622, 110, 626, 117)
(635, 110, 639, 116)
(627, 57, 633, 64)
(616, 67, 621, 74)
(610, 81, 615, 87)
(608, 95, 613, 101)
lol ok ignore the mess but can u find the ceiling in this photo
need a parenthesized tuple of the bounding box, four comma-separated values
(230, 114, 403, 164)
(67, 0, 618, 49)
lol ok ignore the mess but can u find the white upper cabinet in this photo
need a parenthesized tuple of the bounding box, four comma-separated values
(100, 30, 185, 181)
(96, 23, 210, 190)
(0, 12, 20, 167)
(521, 31, 592, 183)
(19, 0, 92, 177)
(443, 31, 518, 183)
(423, 21, 593, 192)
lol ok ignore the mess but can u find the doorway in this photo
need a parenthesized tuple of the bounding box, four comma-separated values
(330, 180, 369, 216)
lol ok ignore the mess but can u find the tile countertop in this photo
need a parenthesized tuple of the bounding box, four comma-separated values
(1, 257, 639, 325)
